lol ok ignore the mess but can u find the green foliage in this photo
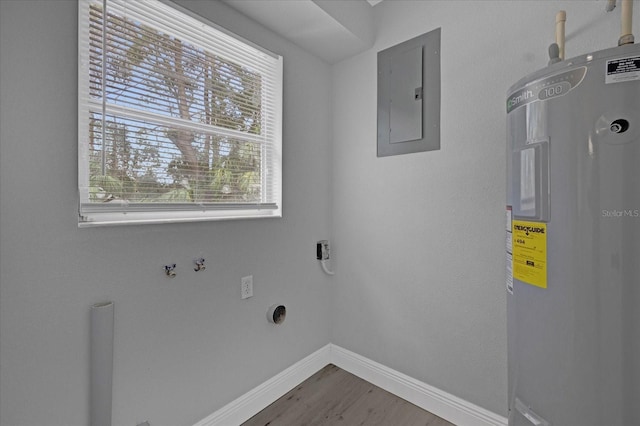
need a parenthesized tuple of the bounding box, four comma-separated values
(155, 188, 191, 202)
(239, 171, 260, 201)
(89, 175, 123, 201)
(88, 4, 265, 205)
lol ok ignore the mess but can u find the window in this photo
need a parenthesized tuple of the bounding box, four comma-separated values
(78, 0, 282, 226)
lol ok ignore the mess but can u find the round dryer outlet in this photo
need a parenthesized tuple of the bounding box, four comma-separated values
(267, 304, 286, 324)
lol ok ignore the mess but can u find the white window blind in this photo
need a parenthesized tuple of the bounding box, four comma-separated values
(78, 0, 282, 226)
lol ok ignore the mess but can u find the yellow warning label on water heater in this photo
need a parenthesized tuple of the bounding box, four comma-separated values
(512, 220, 547, 288)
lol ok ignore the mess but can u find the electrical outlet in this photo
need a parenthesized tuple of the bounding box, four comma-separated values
(317, 240, 330, 260)
(241, 275, 253, 299)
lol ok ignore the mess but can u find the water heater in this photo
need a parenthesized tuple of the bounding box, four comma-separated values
(506, 42, 640, 425)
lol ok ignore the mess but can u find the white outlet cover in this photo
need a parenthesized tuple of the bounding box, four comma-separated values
(241, 275, 253, 299)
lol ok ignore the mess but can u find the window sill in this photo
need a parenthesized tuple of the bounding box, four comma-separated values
(78, 208, 282, 228)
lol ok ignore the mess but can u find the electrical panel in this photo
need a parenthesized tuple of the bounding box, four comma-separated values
(377, 28, 441, 157)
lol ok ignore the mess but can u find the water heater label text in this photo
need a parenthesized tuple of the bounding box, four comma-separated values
(506, 67, 586, 113)
(507, 90, 534, 111)
(512, 220, 547, 289)
(513, 224, 546, 235)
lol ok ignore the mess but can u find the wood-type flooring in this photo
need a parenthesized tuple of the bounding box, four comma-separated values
(242, 364, 455, 426)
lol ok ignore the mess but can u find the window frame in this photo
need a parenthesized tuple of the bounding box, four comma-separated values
(77, 0, 283, 227)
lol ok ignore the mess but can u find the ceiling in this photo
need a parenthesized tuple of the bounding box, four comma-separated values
(222, 0, 378, 64)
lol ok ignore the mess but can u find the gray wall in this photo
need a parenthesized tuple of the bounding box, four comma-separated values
(0, 1, 332, 425)
(2, 0, 638, 425)
(331, 0, 634, 417)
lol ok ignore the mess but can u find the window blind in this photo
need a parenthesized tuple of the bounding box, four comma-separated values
(78, 0, 282, 226)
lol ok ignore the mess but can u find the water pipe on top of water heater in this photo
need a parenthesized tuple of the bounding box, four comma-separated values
(619, 0, 635, 45)
(606, 0, 635, 45)
(555, 10, 566, 60)
(548, 11, 566, 65)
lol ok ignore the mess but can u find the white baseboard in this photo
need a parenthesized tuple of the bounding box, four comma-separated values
(193, 344, 331, 426)
(330, 345, 508, 426)
(193, 343, 507, 426)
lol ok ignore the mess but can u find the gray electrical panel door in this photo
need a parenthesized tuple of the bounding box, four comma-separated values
(389, 45, 423, 144)
(377, 28, 440, 157)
